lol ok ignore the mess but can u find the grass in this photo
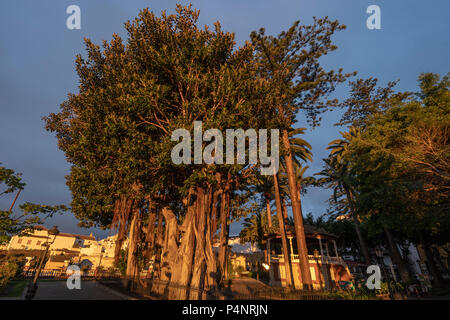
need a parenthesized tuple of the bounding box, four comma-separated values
(0, 280, 28, 298)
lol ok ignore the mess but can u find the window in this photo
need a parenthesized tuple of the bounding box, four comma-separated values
(27, 240, 32, 245)
(17, 239, 23, 244)
(37, 241, 41, 246)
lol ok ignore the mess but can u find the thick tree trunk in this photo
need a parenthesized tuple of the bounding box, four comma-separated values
(160, 207, 179, 281)
(218, 183, 230, 284)
(281, 129, 312, 290)
(168, 196, 196, 299)
(191, 187, 207, 299)
(210, 189, 219, 242)
(146, 186, 220, 300)
(145, 199, 157, 260)
(126, 207, 140, 278)
(113, 197, 132, 265)
(383, 225, 410, 283)
(204, 187, 218, 291)
(152, 212, 164, 279)
(273, 172, 295, 288)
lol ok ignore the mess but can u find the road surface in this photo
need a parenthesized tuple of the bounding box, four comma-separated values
(33, 280, 130, 300)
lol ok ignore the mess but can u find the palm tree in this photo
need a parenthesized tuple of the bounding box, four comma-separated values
(318, 127, 371, 264)
(239, 208, 278, 250)
(273, 171, 296, 288)
(250, 127, 313, 289)
(279, 127, 314, 289)
(251, 173, 294, 286)
(253, 175, 275, 228)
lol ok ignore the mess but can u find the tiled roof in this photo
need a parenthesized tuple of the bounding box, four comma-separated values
(267, 224, 338, 239)
(31, 226, 96, 241)
(49, 255, 71, 262)
(56, 233, 96, 241)
(33, 226, 48, 230)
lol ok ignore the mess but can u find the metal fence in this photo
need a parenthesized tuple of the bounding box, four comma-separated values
(22, 270, 123, 280)
(120, 278, 332, 300)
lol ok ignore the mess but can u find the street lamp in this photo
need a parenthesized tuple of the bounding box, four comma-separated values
(375, 247, 394, 300)
(26, 226, 60, 300)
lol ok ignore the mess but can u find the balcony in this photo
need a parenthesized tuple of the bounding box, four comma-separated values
(269, 254, 344, 265)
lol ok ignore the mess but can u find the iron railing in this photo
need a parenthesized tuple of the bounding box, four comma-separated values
(117, 278, 333, 300)
(22, 269, 123, 280)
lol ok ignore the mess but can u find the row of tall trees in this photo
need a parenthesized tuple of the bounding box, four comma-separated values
(45, 5, 353, 296)
(317, 72, 449, 286)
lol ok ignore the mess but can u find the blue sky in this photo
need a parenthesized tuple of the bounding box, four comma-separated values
(0, 1, 448, 239)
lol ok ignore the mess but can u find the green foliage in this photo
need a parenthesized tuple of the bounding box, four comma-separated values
(239, 207, 277, 250)
(0, 259, 18, 289)
(0, 164, 25, 196)
(0, 165, 69, 243)
(319, 71, 449, 251)
(115, 249, 128, 276)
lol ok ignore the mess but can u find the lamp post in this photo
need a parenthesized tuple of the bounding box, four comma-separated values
(26, 226, 60, 300)
(375, 247, 394, 300)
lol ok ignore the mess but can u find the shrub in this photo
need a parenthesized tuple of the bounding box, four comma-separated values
(0, 260, 18, 289)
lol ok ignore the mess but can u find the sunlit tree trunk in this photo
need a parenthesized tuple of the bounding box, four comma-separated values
(204, 186, 218, 291)
(218, 176, 231, 284)
(211, 189, 219, 242)
(160, 207, 178, 281)
(281, 129, 312, 290)
(152, 212, 164, 280)
(169, 194, 196, 299)
(191, 187, 207, 299)
(273, 171, 294, 288)
(113, 197, 132, 265)
(145, 198, 157, 260)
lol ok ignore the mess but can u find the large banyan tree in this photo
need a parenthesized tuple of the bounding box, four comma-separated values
(44, 5, 352, 298)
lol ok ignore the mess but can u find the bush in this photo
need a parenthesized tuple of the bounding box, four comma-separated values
(0, 260, 18, 289)
(235, 265, 245, 276)
(322, 289, 379, 300)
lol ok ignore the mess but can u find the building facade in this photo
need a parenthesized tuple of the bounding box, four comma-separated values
(6, 226, 118, 272)
(266, 225, 352, 290)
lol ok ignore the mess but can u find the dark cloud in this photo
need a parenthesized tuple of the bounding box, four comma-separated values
(1, 0, 448, 239)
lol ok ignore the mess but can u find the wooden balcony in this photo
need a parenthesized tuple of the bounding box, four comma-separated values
(269, 254, 345, 265)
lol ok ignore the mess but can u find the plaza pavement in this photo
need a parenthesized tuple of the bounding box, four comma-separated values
(32, 280, 132, 300)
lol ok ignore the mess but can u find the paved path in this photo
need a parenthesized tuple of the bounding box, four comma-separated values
(229, 277, 272, 295)
(33, 280, 130, 300)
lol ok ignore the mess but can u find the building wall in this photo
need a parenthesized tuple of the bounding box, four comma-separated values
(7, 229, 119, 272)
(80, 243, 103, 256)
(270, 258, 352, 290)
(49, 236, 77, 251)
(8, 233, 49, 250)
